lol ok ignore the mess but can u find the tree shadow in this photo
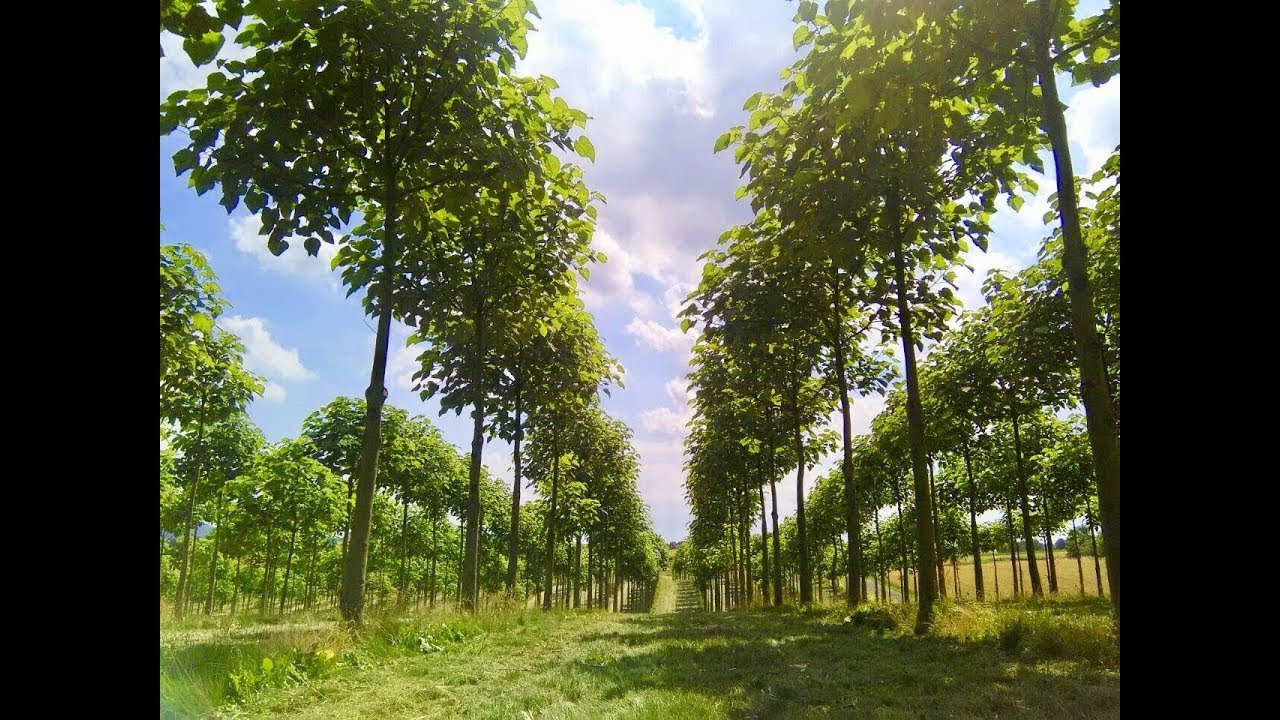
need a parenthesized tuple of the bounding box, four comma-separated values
(579, 611, 1119, 719)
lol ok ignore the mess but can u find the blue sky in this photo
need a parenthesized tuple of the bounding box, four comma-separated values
(160, 0, 1118, 542)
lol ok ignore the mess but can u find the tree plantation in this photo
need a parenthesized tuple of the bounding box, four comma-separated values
(161, 1, 1119, 717)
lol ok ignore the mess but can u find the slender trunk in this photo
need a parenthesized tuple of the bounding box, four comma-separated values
(1045, 522, 1059, 594)
(832, 314, 863, 607)
(743, 491, 753, 605)
(305, 536, 318, 610)
(1006, 507, 1021, 596)
(791, 379, 812, 604)
(229, 556, 240, 609)
(399, 489, 410, 604)
(891, 221, 937, 632)
(260, 522, 273, 614)
(873, 510, 885, 602)
(1072, 517, 1086, 597)
(769, 475, 783, 606)
(506, 381, 523, 591)
(461, 325, 487, 611)
(204, 485, 224, 615)
(1036, 16, 1120, 620)
(962, 444, 984, 600)
(1086, 495, 1104, 596)
(279, 521, 298, 615)
(339, 292, 395, 621)
(1010, 409, 1043, 596)
(429, 514, 439, 608)
(991, 547, 999, 600)
(894, 475, 909, 603)
(176, 392, 208, 618)
(543, 431, 561, 610)
(929, 459, 946, 598)
(759, 483, 770, 604)
(341, 476, 354, 570)
(586, 538, 593, 608)
(573, 535, 582, 608)
(456, 521, 464, 605)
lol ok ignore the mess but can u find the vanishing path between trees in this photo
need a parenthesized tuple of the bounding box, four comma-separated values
(243, 572, 1118, 719)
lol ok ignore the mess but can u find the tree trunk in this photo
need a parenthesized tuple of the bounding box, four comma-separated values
(279, 521, 298, 615)
(832, 313, 863, 607)
(929, 458, 946, 598)
(1035, 15, 1120, 621)
(204, 485, 224, 615)
(573, 534, 582, 608)
(176, 391, 209, 618)
(991, 547, 999, 600)
(962, 444, 984, 600)
(790, 378, 812, 604)
(543, 430, 561, 610)
(506, 381, 523, 592)
(873, 510, 886, 603)
(1086, 495, 1104, 596)
(893, 475, 909, 603)
(1010, 409, 1043, 596)
(429, 513, 439, 608)
(769, 474, 784, 607)
(339, 280, 395, 623)
(891, 221, 937, 632)
(1044, 522, 1059, 594)
(461, 325, 487, 611)
(1072, 517, 1086, 597)
(759, 483, 770, 604)
(399, 488, 411, 604)
(229, 550, 240, 614)
(341, 476, 354, 571)
(1006, 507, 1021, 596)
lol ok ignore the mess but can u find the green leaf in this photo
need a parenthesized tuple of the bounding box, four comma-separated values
(735, 186, 749, 201)
(578, 266, 590, 281)
(680, 318, 692, 333)
(304, 237, 321, 256)
(798, 1, 818, 22)
(793, 26, 813, 51)
(183, 31, 225, 67)
(574, 135, 596, 163)
(1009, 195, 1024, 212)
(713, 132, 734, 153)
(742, 92, 762, 111)
(1091, 47, 1110, 63)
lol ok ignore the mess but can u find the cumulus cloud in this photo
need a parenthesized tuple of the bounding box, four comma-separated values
(229, 215, 341, 287)
(220, 316, 316, 382)
(625, 318, 693, 353)
(1065, 77, 1120, 176)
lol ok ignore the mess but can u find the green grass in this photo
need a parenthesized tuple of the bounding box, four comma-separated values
(161, 575, 1119, 719)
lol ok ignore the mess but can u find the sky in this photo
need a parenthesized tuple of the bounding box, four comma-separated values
(160, 0, 1119, 543)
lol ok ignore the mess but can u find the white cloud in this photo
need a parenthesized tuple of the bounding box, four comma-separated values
(229, 215, 341, 287)
(641, 406, 690, 436)
(625, 317, 693, 353)
(522, 0, 713, 118)
(580, 231, 657, 316)
(220, 315, 316, 383)
(262, 382, 287, 403)
(1065, 77, 1120, 176)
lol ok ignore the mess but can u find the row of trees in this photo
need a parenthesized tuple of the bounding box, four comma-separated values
(678, 0, 1119, 632)
(161, 1, 665, 621)
(161, 393, 667, 618)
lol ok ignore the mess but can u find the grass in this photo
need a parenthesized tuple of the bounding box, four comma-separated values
(161, 573, 1119, 719)
(864, 551, 1111, 602)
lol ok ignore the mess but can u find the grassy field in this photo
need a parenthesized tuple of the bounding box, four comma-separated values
(876, 552, 1111, 601)
(162, 572, 1119, 719)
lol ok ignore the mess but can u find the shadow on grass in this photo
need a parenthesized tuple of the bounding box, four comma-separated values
(579, 610, 1119, 719)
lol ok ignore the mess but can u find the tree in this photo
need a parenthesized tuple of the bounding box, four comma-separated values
(161, 0, 557, 623)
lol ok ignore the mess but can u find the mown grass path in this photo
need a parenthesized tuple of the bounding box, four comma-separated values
(240, 572, 1119, 719)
